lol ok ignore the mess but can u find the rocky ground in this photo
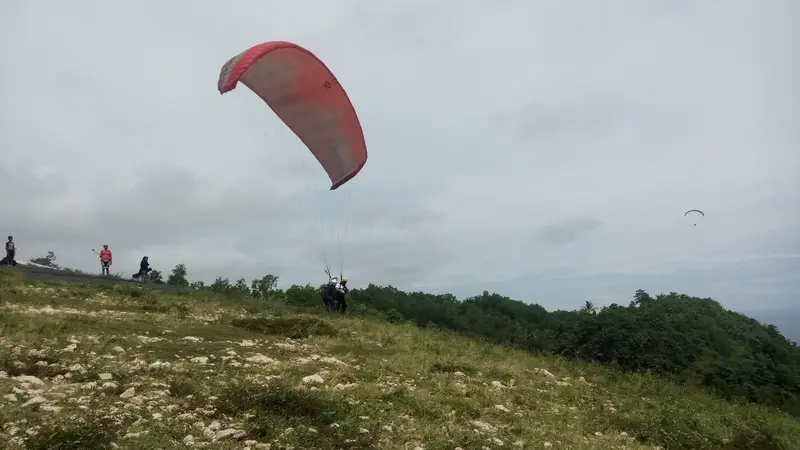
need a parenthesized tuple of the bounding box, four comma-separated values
(1, 270, 797, 449)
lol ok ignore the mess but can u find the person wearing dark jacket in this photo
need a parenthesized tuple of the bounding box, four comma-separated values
(3, 236, 16, 266)
(333, 277, 349, 314)
(322, 277, 338, 313)
(135, 256, 151, 282)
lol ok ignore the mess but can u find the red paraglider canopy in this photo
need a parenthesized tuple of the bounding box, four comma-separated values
(218, 41, 368, 190)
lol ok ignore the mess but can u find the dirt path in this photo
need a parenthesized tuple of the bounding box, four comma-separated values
(12, 264, 183, 292)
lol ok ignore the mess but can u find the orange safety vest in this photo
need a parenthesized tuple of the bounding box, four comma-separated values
(99, 249, 112, 262)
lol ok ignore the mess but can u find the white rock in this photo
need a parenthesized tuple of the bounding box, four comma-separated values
(245, 355, 276, 364)
(215, 428, 246, 440)
(14, 375, 44, 386)
(302, 374, 324, 384)
(22, 396, 48, 407)
(471, 420, 496, 433)
(120, 387, 136, 399)
(149, 361, 171, 370)
(319, 356, 347, 366)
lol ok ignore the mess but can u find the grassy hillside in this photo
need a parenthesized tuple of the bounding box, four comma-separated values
(17, 258, 800, 417)
(1, 271, 799, 449)
(345, 287, 800, 417)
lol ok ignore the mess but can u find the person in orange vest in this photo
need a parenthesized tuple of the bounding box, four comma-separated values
(99, 244, 113, 275)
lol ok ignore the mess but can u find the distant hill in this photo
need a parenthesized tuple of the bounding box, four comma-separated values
(748, 308, 800, 344)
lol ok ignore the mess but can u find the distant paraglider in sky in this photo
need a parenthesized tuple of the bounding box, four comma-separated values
(684, 209, 704, 226)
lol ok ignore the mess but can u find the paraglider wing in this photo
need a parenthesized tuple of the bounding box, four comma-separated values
(684, 209, 704, 226)
(218, 41, 368, 190)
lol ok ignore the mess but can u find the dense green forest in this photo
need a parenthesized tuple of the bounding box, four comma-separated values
(30, 256, 800, 418)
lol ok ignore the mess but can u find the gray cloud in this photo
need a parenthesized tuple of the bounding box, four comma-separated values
(1, 0, 797, 311)
(537, 217, 602, 246)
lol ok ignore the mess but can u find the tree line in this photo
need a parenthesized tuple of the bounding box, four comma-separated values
(28, 254, 800, 417)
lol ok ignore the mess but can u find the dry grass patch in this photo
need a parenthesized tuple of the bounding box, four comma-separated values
(214, 381, 377, 449)
(231, 315, 337, 339)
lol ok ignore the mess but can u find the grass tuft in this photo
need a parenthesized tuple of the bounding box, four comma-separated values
(231, 315, 336, 339)
(24, 417, 120, 450)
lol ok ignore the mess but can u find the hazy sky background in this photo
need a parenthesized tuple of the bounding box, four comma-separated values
(2, 0, 798, 314)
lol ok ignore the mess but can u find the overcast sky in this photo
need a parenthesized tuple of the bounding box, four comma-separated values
(2, 0, 798, 312)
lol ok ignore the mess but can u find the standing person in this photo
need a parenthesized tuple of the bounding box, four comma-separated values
(99, 244, 113, 275)
(333, 276, 349, 314)
(4, 236, 16, 266)
(137, 256, 151, 282)
(322, 277, 338, 313)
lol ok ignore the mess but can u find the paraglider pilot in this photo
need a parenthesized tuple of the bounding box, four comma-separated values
(322, 275, 350, 313)
(334, 276, 349, 314)
(322, 277, 338, 313)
